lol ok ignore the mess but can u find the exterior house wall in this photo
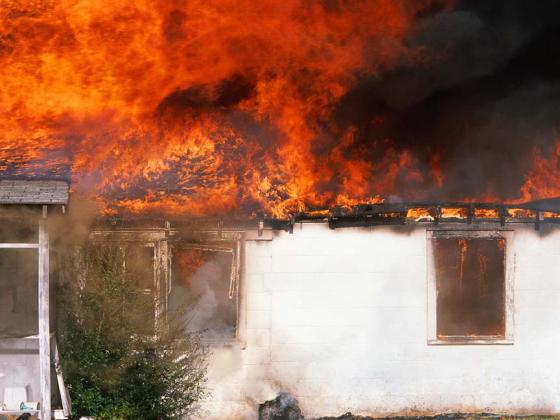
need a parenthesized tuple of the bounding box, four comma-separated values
(200, 223, 560, 419)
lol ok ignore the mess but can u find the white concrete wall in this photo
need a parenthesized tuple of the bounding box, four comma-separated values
(200, 223, 560, 419)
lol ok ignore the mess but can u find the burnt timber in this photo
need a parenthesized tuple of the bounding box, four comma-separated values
(94, 198, 560, 232)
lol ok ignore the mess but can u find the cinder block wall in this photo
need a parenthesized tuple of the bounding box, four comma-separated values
(201, 224, 560, 419)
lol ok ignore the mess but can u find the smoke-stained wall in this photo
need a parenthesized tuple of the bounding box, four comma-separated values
(199, 224, 560, 419)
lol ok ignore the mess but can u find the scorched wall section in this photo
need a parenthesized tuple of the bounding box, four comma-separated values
(201, 223, 560, 419)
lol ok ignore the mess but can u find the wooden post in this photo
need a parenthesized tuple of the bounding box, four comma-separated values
(53, 338, 72, 417)
(156, 240, 169, 332)
(38, 217, 51, 420)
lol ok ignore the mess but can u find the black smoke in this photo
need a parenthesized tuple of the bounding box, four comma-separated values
(333, 0, 560, 201)
(154, 0, 560, 204)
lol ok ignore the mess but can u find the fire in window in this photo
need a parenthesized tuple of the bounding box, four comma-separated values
(428, 231, 513, 344)
(169, 247, 238, 343)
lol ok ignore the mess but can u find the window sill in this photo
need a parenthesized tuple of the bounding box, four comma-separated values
(201, 336, 242, 348)
(428, 336, 513, 345)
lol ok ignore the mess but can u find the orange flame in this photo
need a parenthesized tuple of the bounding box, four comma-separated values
(406, 207, 434, 221)
(441, 207, 467, 219)
(473, 208, 498, 219)
(518, 142, 560, 204)
(543, 211, 560, 219)
(507, 208, 535, 219)
(0, 1, 459, 217)
(176, 249, 207, 286)
(4, 1, 557, 217)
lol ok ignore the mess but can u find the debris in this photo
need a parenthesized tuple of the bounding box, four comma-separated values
(258, 393, 304, 420)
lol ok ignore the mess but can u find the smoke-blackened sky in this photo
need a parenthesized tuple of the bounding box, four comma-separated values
(1, 0, 559, 216)
(336, 0, 560, 202)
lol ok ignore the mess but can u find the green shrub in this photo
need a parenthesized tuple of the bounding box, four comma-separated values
(57, 245, 207, 419)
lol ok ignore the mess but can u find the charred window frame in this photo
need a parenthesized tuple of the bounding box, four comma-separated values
(87, 229, 170, 337)
(427, 230, 514, 345)
(167, 240, 241, 345)
(80, 243, 158, 335)
(122, 243, 157, 336)
(87, 228, 243, 345)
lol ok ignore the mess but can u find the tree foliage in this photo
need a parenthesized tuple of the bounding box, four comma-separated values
(57, 245, 207, 419)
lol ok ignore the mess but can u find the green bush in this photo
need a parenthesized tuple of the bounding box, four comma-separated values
(57, 246, 207, 419)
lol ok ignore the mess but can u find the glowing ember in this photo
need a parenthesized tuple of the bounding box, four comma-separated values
(406, 208, 434, 221)
(473, 208, 499, 219)
(507, 208, 536, 219)
(305, 209, 330, 218)
(441, 207, 467, 219)
(543, 211, 560, 219)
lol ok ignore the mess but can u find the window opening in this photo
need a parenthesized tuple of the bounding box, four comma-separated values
(169, 248, 237, 343)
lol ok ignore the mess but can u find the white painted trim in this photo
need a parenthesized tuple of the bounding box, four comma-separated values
(0, 243, 39, 248)
(427, 228, 514, 345)
(53, 337, 72, 417)
(38, 219, 51, 420)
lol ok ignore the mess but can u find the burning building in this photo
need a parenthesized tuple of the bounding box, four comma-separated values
(84, 201, 560, 418)
(2, 0, 560, 418)
(5, 184, 560, 418)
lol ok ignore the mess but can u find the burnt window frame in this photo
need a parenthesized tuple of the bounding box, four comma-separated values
(427, 229, 514, 345)
(87, 229, 168, 339)
(122, 243, 158, 336)
(88, 227, 244, 346)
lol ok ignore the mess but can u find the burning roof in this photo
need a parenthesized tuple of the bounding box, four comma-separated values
(94, 198, 560, 234)
(1, 1, 560, 217)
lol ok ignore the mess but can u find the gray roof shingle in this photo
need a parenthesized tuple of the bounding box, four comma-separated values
(0, 180, 69, 205)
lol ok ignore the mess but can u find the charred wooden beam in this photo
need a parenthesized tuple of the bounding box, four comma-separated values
(89, 200, 560, 230)
(288, 214, 295, 234)
(467, 205, 474, 224)
(499, 207, 506, 226)
(434, 206, 441, 225)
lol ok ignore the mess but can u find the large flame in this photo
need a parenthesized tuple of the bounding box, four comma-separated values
(518, 142, 560, 204)
(0, 1, 556, 217)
